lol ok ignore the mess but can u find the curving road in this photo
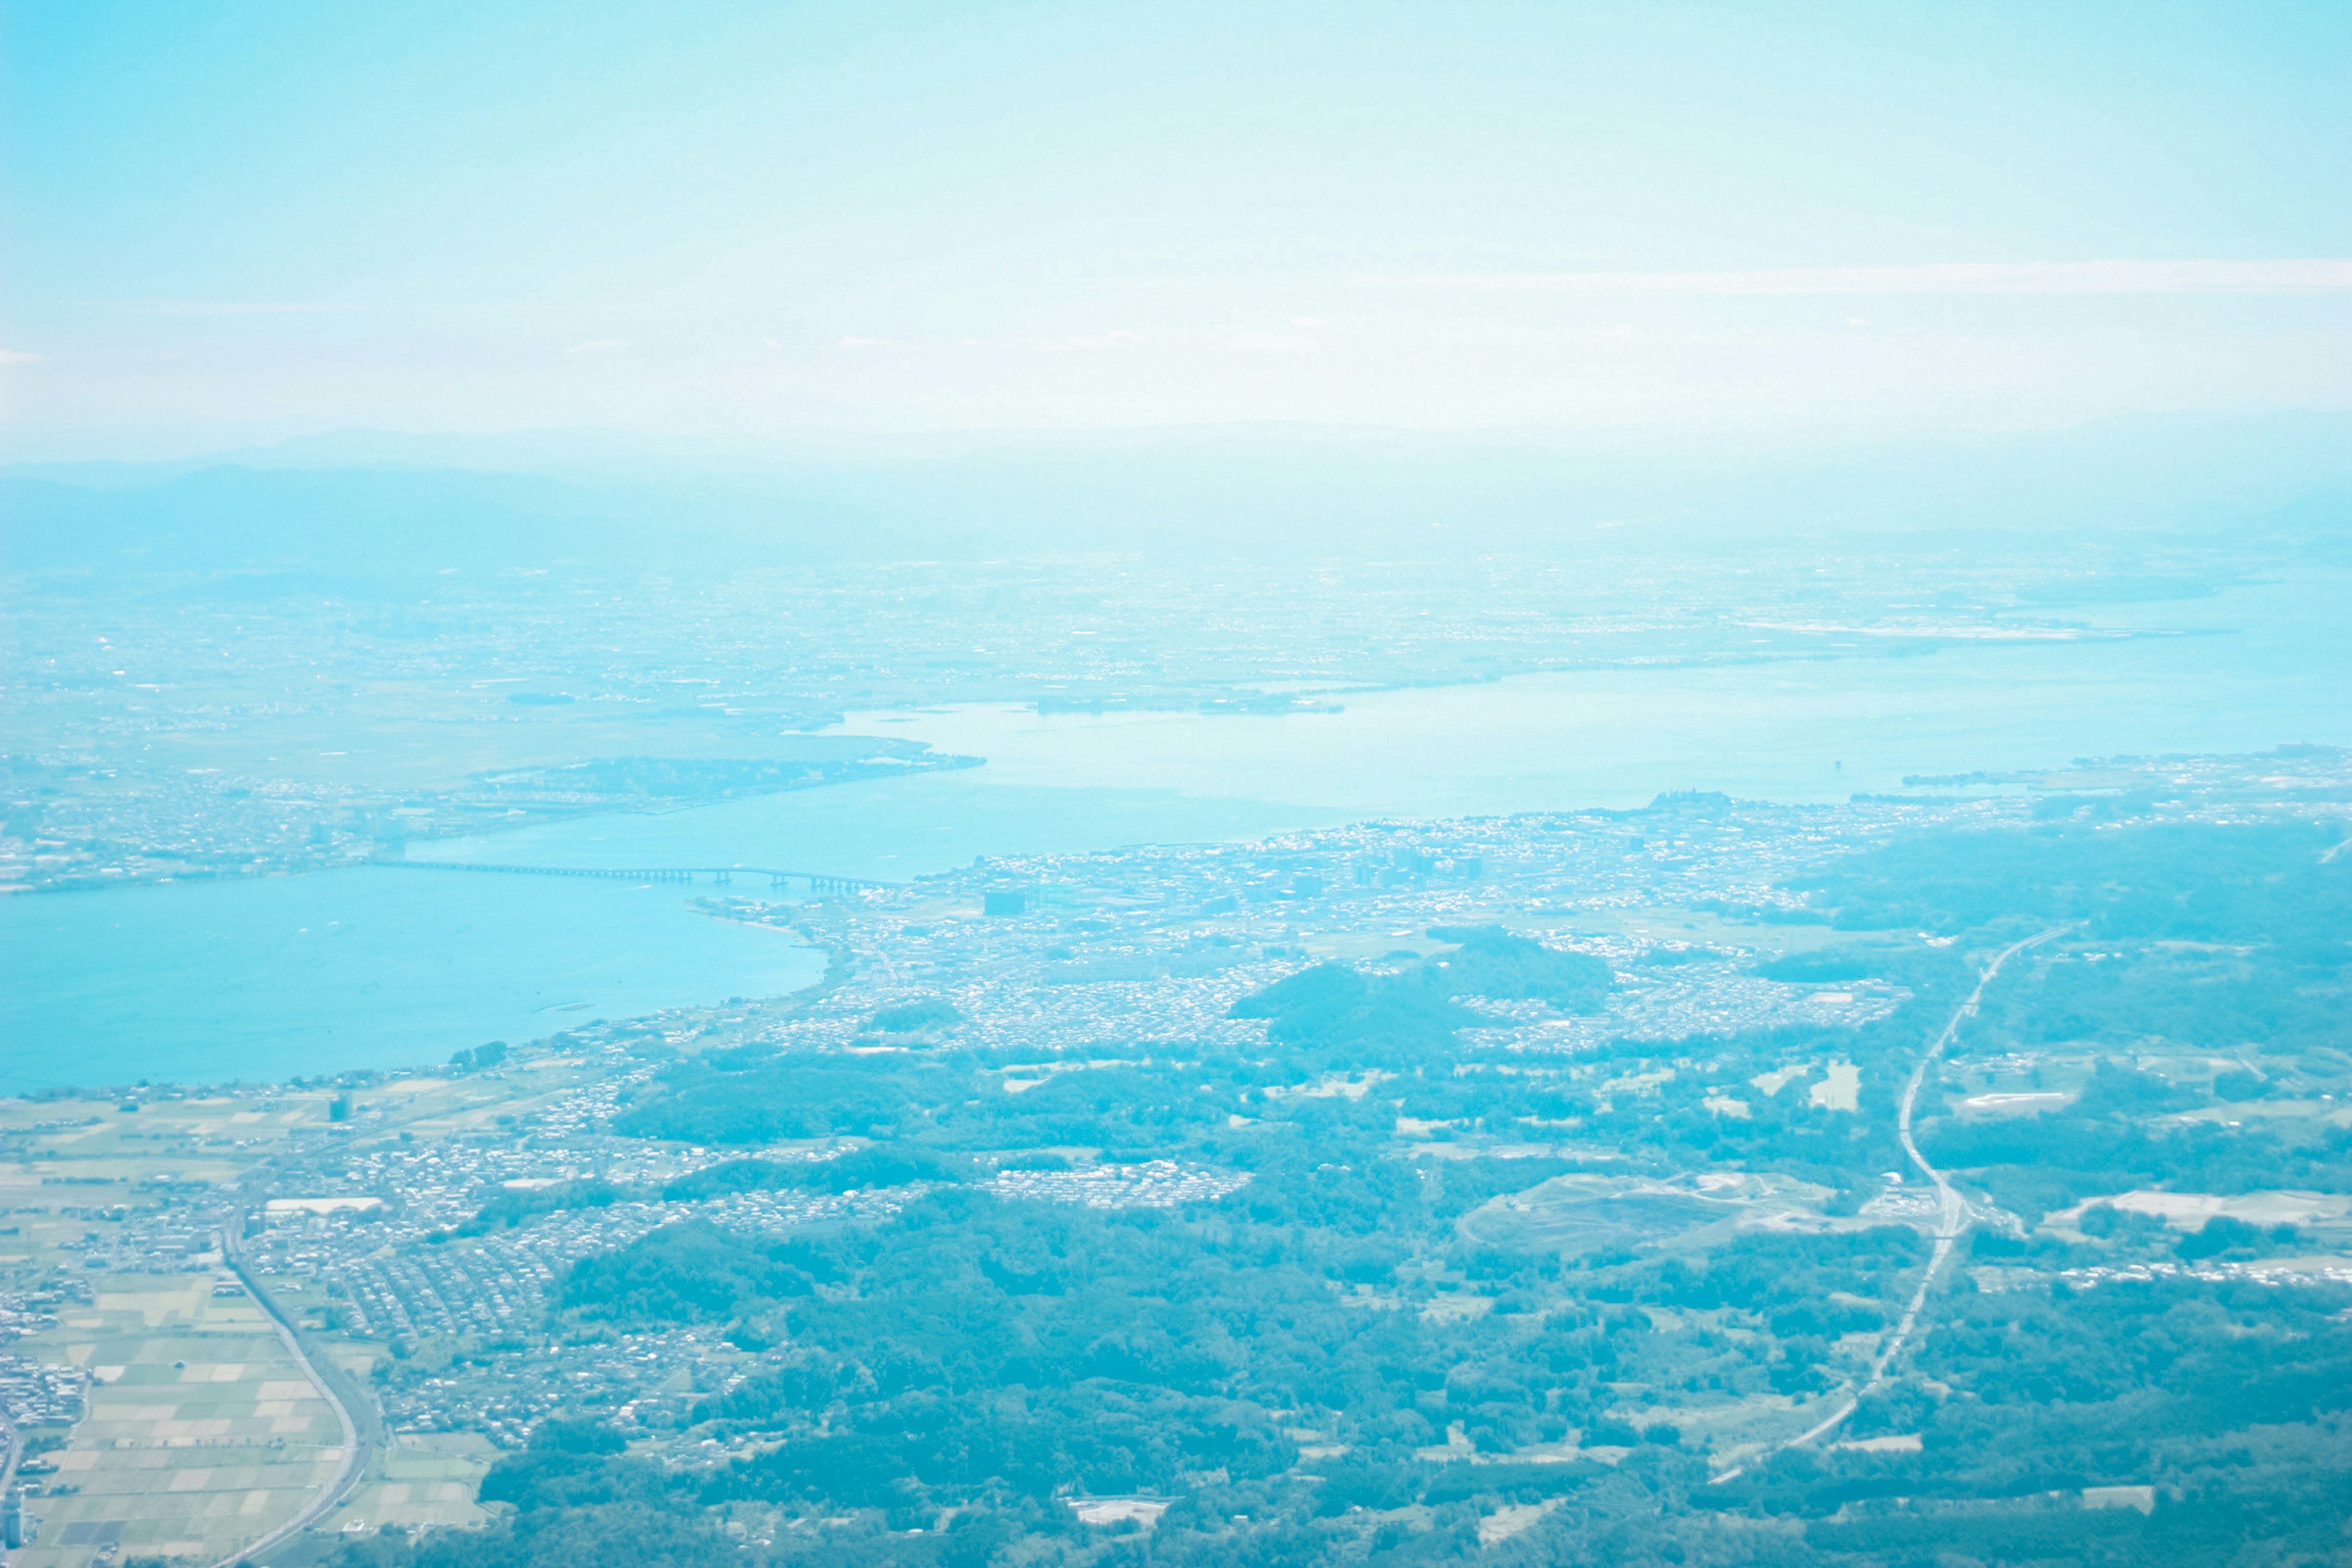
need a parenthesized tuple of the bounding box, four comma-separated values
(1710, 925, 2070, 1483)
(205, 1227, 379, 1568)
(1, 1406, 21, 1565)
(0, 1165, 379, 1566)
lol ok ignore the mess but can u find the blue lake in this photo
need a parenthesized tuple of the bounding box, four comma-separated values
(0, 784, 1331, 1093)
(0, 869, 823, 1093)
(4, 567, 2345, 1090)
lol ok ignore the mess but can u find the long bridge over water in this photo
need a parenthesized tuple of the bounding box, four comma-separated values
(379, 859, 898, 893)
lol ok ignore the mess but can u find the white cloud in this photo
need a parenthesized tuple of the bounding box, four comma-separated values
(1049, 329, 1146, 350)
(133, 300, 360, 316)
(835, 335, 883, 350)
(0, 348, 43, 365)
(1290, 316, 1330, 329)
(1228, 331, 1320, 353)
(1392, 259, 2352, 295)
(565, 339, 627, 356)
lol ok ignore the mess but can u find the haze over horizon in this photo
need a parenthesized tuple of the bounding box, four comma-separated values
(5, 1, 2349, 461)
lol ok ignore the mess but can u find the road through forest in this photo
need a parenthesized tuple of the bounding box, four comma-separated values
(1710, 925, 2070, 1483)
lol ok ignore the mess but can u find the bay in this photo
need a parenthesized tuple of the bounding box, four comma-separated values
(0, 869, 824, 1093)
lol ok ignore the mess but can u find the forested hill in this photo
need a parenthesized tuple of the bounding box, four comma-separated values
(322, 802, 2352, 1567)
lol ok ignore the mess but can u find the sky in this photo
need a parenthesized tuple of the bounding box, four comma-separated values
(4, 0, 2348, 458)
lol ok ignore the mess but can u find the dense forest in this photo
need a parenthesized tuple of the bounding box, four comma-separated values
(342, 820, 2352, 1566)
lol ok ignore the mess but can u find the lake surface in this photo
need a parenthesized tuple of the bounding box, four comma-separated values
(831, 571, 2347, 818)
(422, 568, 2351, 869)
(6, 568, 2344, 1090)
(0, 869, 824, 1093)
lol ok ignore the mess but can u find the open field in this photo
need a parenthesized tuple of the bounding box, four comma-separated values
(315, 1431, 496, 1537)
(13, 1277, 344, 1568)
(2046, 1188, 2352, 1243)
(1460, 1169, 1841, 1257)
(1, 1069, 582, 1562)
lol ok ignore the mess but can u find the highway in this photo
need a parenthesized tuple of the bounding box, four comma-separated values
(205, 1225, 381, 1567)
(1709, 925, 2070, 1483)
(0, 1404, 20, 1564)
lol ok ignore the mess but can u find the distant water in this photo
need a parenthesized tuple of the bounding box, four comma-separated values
(6, 567, 2343, 1089)
(0, 870, 823, 1093)
(424, 567, 2351, 867)
(822, 571, 2348, 818)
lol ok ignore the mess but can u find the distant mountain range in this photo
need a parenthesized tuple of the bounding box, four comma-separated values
(5, 412, 2346, 579)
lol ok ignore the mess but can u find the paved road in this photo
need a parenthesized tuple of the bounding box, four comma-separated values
(1710, 925, 2070, 1483)
(1, 1405, 21, 1564)
(205, 1228, 380, 1567)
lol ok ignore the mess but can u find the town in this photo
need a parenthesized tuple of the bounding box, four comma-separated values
(4, 746, 2349, 1563)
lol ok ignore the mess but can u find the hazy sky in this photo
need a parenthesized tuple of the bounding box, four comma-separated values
(5, 1, 2348, 456)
